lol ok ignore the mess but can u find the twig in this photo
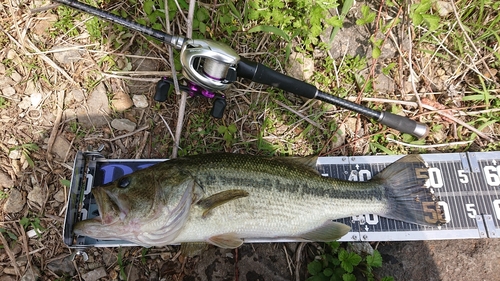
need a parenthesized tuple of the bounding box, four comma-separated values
(171, 0, 196, 158)
(30, 3, 60, 13)
(273, 99, 325, 130)
(164, 0, 184, 158)
(387, 137, 473, 148)
(295, 242, 307, 281)
(135, 131, 150, 159)
(84, 125, 149, 142)
(420, 104, 494, 142)
(0, 232, 21, 276)
(159, 114, 180, 150)
(47, 91, 65, 161)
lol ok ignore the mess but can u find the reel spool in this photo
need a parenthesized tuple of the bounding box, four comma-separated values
(180, 39, 240, 92)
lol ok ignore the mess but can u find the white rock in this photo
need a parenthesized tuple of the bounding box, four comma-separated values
(8, 149, 22, 160)
(435, 1, 453, 17)
(69, 89, 85, 102)
(30, 93, 43, 108)
(111, 118, 136, 132)
(51, 47, 83, 65)
(17, 97, 31, 110)
(132, 94, 148, 108)
(10, 72, 22, 83)
(1, 86, 16, 97)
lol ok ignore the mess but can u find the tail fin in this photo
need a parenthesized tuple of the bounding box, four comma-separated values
(373, 155, 445, 227)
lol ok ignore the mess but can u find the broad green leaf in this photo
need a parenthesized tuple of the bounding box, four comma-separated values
(228, 124, 237, 134)
(422, 14, 440, 31)
(366, 250, 383, 268)
(342, 273, 356, 281)
(308, 260, 323, 275)
(143, 0, 154, 15)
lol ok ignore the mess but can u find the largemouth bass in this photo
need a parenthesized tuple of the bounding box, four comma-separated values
(74, 153, 442, 248)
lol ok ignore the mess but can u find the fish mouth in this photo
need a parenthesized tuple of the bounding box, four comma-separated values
(92, 186, 122, 225)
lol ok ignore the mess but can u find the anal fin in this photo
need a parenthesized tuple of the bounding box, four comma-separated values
(300, 221, 351, 242)
(208, 233, 243, 249)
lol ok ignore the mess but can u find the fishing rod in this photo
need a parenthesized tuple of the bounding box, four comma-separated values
(52, 0, 428, 138)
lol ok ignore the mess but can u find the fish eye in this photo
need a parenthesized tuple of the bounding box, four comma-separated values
(118, 177, 131, 188)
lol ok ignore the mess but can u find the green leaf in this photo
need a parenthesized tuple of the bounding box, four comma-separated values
(372, 46, 381, 59)
(339, 250, 362, 273)
(227, 124, 237, 134)
(60, 179, 71, 188)
(217, 126, 227, 134)
(308, 260, 323, 275)
(342, 273, 356, 281)
(422, 14, 440, 31)
(324, 267, 334, 277)
(20, 217, 30, 229)
(143, 0, 154, 15)
(366, 250, 383, 268)
(248, 25, 290, 41)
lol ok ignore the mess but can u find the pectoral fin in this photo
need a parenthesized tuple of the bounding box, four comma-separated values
(197, 189, 249, 218)
(300, 221, 351, 242)
(208, 233, 243, 249)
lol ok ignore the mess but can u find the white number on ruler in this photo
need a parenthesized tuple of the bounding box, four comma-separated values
(348, 170, 372, 182)
(484, 166, 500, 186)
(493, 199, 500, 221)
(465, 203, 477, 219)
(457, 170, 469, 184)
(438, 201, 451, 223)
(425, 168, 444, 188)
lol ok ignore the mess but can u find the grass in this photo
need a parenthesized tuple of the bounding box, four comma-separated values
(0, 0, 497, 280)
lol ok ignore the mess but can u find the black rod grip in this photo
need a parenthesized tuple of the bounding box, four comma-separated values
(237, 59, 317, 99)
(378, 111, 429, 138)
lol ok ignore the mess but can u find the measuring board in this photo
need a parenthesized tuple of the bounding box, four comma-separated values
(64, 151, 500, 248)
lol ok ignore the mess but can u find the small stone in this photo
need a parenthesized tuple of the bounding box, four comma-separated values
(51, 136, 71, 160)
(18, 96, 31, 110)
(52, 47, 83, 65)
(10, 72, 22, 83)
(1, 86, 16, 97)
(27, 183, 45, 208)
(54, 188, 66, 203)
(132, 94, 148, 108)
(47, 256, 76, 276)
(7, 49, 17, 60)
(125, 264, 139, 281)
(3, 188, 25, 213)
(69, 89, 85, 102)
(286, 51, 314, 81)
(111, 91, 134, 112)
(77, 82, 110, 128)
(81, 267, 107, 281)
(434, 1, 453, 17)
(111, 119, 136, 132)
(0, 171, 14, 188)
(8, 149, 22, 160)
(0, 275, 16, 281)
(30, 93, 43, 108)
(21, 265, 40, 281)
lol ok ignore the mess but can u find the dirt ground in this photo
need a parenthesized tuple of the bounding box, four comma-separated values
(1, 1, 499, 281)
